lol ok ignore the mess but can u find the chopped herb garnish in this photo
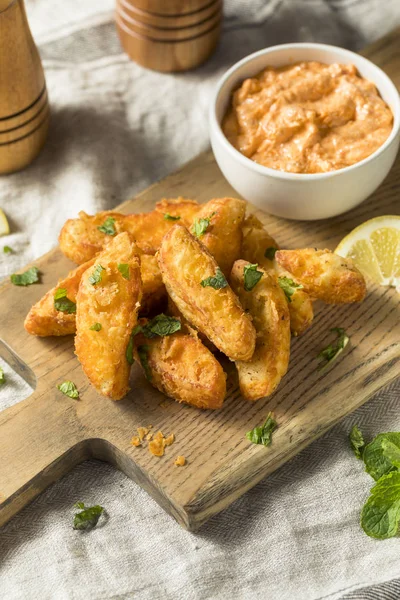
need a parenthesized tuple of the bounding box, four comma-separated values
(243, 263, 263, 291)
(97, 217, 116, 236)
(192, 212, 216, 238)
(126, 334, 134, 365)
(90, 323, 102, 331)
(88, 264, 105, 285)
(54, 288, 76, 314)
(164, 213, 180, 221)
(0, 367, 5, 385)
(57, 380, 79, 399)
(142, 314, 181, 338)
(73, 502, 104, 531)
(200, 267, 228, 290)
(10, 266, 40, 287)
(3, 245, 13, 254)
(278, 276, 303, 302)
(246, 413, 277, 447)
(350, 425, 365, 459)
(138, 345, 152, 381)
(317, 327, 349, 370)
(264, 247, 278, 260)
(117, 263, 130, 280)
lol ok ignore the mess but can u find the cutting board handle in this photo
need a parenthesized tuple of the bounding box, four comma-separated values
(0, 385, 87, 526)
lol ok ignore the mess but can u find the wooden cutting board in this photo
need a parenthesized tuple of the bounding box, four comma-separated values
(1, 30, 399, 531)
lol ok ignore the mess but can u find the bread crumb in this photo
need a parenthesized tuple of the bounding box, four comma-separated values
(131, 436, 141, 447)
(165, 433, 175, 446)
(174, 456, 186, 466)
(148, 431, 175, 456)
(146, 433, 153, 441)
(137, 427, 149, 441)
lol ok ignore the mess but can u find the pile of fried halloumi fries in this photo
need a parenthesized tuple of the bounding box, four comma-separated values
(24, 197, 367, 408)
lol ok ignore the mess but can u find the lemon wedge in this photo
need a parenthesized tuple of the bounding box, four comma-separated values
(0, 208, 10, 236)
(335, 215, 400, 288)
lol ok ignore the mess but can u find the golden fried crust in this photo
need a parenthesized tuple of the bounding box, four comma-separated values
(133, 331, 226, 409)
(191, 197, 246, 276)
(158, 224, 256, 362)
(275, 248, 367, 304)
(286, 289, 314, 337)
(140, 254, 166, 315)
(24, 259, 96, 337)
(59, 199, 200, 265)
(230, 260, 290, 401)
(75, 232, 142, 400)
(241, 213, 278, 270)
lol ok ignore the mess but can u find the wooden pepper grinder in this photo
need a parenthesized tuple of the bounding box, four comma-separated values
(115, 0, 222, 72)
(0, 0, 50, 174)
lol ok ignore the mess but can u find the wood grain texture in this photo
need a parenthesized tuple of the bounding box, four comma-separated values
(0, 0, 50, 174)
(0, 30, 399, 530)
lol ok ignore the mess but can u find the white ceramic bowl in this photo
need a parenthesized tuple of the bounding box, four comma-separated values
(210, 43, 400, 220)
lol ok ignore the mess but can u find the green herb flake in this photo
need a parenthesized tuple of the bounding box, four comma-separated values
(57, 380, 79, 399)
(243, 263, 263, 292)
(73, 502, 104, 531)
(277, 276, 303, 302)
(350, 425, 365, 459)
(363, 433, 400, 481)
(138, 345, 152, 381)
(0, 367, 5, 385)
(164, 213, 181, 221)
(264, 247, 278, 260)
(361, 471, 400, 539)
(3, 245, 13, 254)
(90, 323, 102, 332)
(88, 264, 105, 285)
(246, 413, 277, 447)
(142, 314, 181, 338)
(117, 263, 130, 280)
(54, 288, 76, 314)
(192, 212, 216, 238)
(97, 217, 116, 236)
(10, 266, 40, 287)
(200, 267, 228, 290)
(317, 327, 349, 370)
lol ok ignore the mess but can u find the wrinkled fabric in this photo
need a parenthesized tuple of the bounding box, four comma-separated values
(1, 1, 400, 598)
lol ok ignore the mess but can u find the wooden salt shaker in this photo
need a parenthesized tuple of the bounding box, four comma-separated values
(115, 0, 222, 72)
(0, 0, 50, 174)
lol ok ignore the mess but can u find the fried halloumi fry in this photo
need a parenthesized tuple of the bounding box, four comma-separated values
(24, 259, 96, 337)
(242, 214, 313, 336)
(59, 198, 199, 264)
(230, 260, 291, 401)
(190, 197, 246, 275)
(75, 232, 142, 400)
(158, 224, 256, 361)
(133, 328, 226, 409)
(275, 248, 367, 304)
(140, 254, 166, 315)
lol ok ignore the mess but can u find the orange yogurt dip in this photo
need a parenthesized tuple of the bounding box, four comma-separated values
(222, 61, 393, 174)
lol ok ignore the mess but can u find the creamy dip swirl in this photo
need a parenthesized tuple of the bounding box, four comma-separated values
(222, 62, 393, 174)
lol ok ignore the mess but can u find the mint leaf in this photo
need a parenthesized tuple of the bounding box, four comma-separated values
(10, 266, 40, 286)
(3, 245, 13, 254)
(0, 367, 5, 385)
(350, 425, 365, 459)
(246, 413, 277, 447)
(164, 213, 180, 221)
(89, 323, 102, 332)
(278, 276, 302, 302)
(73, 503, 104, 531)
(361, 471, 400, 539)
(142, 314, 181, 338)
(117, 263, 130, 280)
(200, 267, 228, 290)
(192, 212, 216, 238)
(97, 217, 116, 236)
(243, 263, 263, 292)
(137, 345, 152, 381)
(382, 440, 400, 469)
(264, 247, 277, 260)
(54, 288, 76, 314)
(364, 433, 400, 480)
(317, 327, 349, 370)
(57, 381, 79, 399)
(88, 264, 105, 285)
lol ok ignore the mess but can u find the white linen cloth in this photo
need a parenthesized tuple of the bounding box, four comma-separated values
(1, 1, 400, 598)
